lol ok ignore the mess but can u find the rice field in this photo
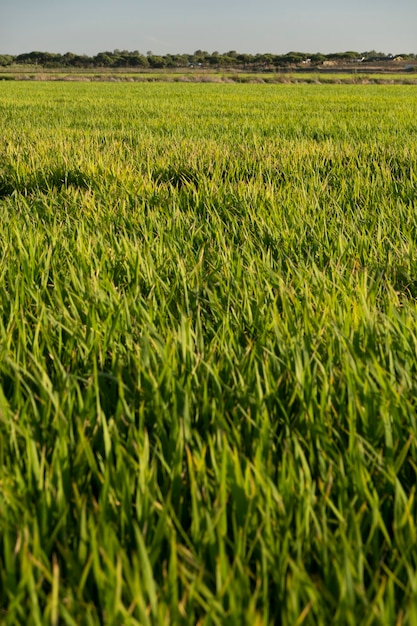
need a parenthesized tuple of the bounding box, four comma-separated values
(1, 81, 417, 624)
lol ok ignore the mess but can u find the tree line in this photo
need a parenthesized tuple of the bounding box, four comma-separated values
(0, 49, 416, 70)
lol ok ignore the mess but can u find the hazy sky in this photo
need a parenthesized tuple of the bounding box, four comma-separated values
(1, 0, 416, 56)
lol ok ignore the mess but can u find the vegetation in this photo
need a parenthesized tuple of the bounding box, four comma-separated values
(1, 49, 416, 70)
(1, 81, 417, 624)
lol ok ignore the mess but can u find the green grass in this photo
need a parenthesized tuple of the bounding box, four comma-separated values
(1, 82, 417, 624)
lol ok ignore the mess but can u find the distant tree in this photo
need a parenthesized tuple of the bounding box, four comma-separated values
(71, 54, 92, 68)
(170, 54, 188, 67)
(206, 54, 221, 65)
(0, 54, 14, 66)
(218, 54, 235, 65)
(147, 55, 165, 68)
(94, 52, 114, 67)
(164, 54, 177, 68)
(281, 52, 305, 64)
(62, 52, 77, 66)
(129, 51, 149, 68)
(15, 51, 39, 65)
(5, 48, 408, 71)
(237, 53, 253, 67)
(325, 51, 360, 61)
(343, 51, 361, 59)
(258, 53, 274, 66)
(309, 53, 326, 64)
(361, 50, 385, 60)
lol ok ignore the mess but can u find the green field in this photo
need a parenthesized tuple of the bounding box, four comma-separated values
(1, 82, 417, 624)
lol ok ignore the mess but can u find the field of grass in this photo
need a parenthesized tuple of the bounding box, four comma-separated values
(0, 82, 417, 624)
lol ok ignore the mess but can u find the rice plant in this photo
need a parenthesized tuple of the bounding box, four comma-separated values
(0, 81, 417, 624)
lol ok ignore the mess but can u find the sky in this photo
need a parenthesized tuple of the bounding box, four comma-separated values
(1, 0, 416, 56)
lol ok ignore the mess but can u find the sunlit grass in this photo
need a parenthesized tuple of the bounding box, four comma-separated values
(0, 82, 417, 624)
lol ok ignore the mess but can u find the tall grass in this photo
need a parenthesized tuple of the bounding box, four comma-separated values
(0, 82, 417, 624)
